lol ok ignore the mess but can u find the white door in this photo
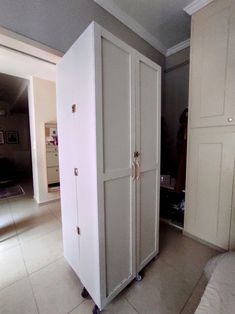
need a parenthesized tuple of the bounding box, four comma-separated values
(185, 127, 235, 249)
(98, 29, 136, 299)
(135, 53, 161, 271)
(190, 0, 235, 128)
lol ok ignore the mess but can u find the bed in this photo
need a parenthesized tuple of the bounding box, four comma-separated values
(195, 252, 235, 314)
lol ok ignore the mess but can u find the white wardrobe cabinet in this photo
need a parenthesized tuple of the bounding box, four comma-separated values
(185, 0, 235, 250)
(185, 127, 235, 249)
(189, 0, 235, 128)
(57, 22, 161, 313)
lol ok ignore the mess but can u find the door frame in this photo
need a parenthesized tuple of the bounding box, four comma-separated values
(0, 28, 61, 203)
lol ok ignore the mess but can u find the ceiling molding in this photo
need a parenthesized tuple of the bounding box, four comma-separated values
(94, 0, 167, 55)
(166, 38, 190, 57)
(183, 0, 214, 15)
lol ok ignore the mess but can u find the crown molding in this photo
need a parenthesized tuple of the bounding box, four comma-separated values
(166, 38, 190, 57)
(94, 0, 167, 55)
(183, 0, 214, 15)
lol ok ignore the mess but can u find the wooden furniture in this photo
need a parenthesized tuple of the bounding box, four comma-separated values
(45, 123, 59, 190)
(46, 145, 59, 185)
(185, 0, 235, 250)
(57, 22, 161, 313)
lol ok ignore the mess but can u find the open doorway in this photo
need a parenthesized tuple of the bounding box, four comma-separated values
(0, 73, 33, 199)
(160, 48, 190, 229)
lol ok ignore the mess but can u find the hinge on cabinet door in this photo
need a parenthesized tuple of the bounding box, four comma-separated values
(76, 226, 80, 235)
(72, 104, 76, 113)
(74, 168, 78, 176)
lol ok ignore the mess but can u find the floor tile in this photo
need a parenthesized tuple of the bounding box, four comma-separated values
(181, 275, 208, 314)
(15, 210, 61, 244)
(70, 296, 138, 314)
(125, 258, 193, 314)
(30, 258, 83, 314)
(0, 246, 27, 290)
(9, 198, 49, 223)
(159, 225, 217, 287)
(69, 300, 94, 314)
(0, 203, 19, 252)
(0, 278, 38, 314)
(21, 228, 63, 273)
(102, 296, 138, 314)
(46, 201, 61, 221)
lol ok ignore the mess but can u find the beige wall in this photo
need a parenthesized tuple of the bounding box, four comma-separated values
(29, 77, 59, 204)
(162, 47, 190, 175)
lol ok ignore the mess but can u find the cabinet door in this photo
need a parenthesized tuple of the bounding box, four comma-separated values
(190, 0, 235, 128)
(98, 29, 136, 299)
(135, 53, 161, 271)
(185, 128, 235, 249)
(57, 59, 80, 276)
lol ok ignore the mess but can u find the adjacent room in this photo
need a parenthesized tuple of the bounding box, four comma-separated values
(0, 73, 33, 199)
(0, 0, 235, 313)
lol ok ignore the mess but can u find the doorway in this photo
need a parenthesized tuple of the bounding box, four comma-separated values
(0, 73, 33, 199)
(160, 48, 190, 229)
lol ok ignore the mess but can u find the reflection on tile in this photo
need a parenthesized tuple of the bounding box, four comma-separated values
(0, 278, 38, 314)
(0, 246, 27, 289)
(0, 204, 19, 252)
(30, 258, 83, 314)
(21, 228, 63, 273)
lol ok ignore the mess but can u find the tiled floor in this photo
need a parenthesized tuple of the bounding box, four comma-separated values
(0, 187, 218, 314)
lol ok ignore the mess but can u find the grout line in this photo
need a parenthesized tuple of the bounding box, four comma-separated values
(67, 299, 88, 314)
(28, 275, 40, 314)
(0, 276, 28, 293)
(17, 223, 61, 246)
(0, 195, 63, 313)
(124, 296, 140, 314)
(179, 272, 204, 314)
(27, 256, 64, 277)
(18, 238, 40, 314)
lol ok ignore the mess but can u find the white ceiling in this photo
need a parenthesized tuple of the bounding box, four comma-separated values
(95, 0, 193, 52)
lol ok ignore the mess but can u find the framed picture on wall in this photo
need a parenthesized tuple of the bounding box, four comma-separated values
(6, 131, 19, 144)
(0, 131, 4, 144)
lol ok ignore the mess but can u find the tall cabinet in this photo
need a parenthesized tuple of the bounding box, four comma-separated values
(57, 22, 161, 312)
(185, 0, 235, 250)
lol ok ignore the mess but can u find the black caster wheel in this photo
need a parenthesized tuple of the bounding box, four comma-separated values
(153, 254, 159, 261)
(135, 273, 142, 282)
(81, 287, 90, 299)
(92, 304, 100, 314)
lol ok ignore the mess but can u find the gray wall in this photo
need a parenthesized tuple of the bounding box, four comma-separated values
(162, 47, 190, 175)
(0, 0, 164, 67)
